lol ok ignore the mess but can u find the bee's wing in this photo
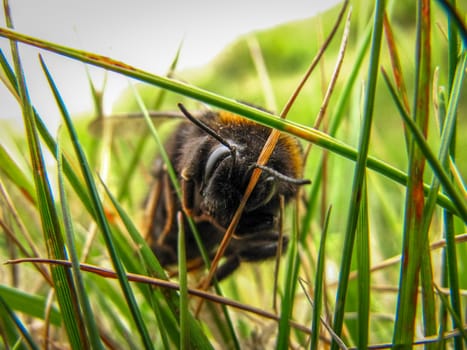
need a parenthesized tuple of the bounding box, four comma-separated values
(87, 111, 187, 137)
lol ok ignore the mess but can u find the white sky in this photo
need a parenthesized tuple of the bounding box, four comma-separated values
(0, 1, 341, 131)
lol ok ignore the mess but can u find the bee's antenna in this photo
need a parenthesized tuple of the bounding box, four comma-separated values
(253, 164, 311, 186)
(178, 103, 236, 171)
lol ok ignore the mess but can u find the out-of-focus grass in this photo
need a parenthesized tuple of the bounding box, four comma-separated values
(1, 0, 466, 348)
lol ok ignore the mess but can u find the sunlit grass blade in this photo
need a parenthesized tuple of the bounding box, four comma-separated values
(56, 127, 105, 349)
(331, 1, 385, 348)
(39, 56, 154, 349)
(310, 206, 332, 349)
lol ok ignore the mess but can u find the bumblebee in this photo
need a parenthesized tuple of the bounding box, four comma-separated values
(146, 104, 309, 281)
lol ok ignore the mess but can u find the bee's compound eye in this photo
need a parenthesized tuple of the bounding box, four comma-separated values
(204, 145, 232, 183)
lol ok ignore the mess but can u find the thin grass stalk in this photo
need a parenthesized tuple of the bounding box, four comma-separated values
(356, 176, 370, 349)
(445, 0, 458, 167)
(116, 44, 182, 202)
(382, 13, 411, 149)
(276, 196, 300, 349)
(310, 206, 332, 349)
(0, 27, 458, 216)
(434, 0, 467, 47)
(129, 86, 215, 273)
(434, 285, 467, 341)
(331, 1, 385, 348)
(177, 212, 189, 350)
(39, 57, 154, 349)
(393, 0, 432, 345)
(416, 6, 438, 341)
(247, 36, 277, 111)
(442, 51, 467, 350)
(383, 9, 438, 342)
(301, 21, 372, 245)
(443, 2, 464, 347)
(0, 179, 52, 284)
(437, 88, 449, 348)
(57, 129, 105, 350)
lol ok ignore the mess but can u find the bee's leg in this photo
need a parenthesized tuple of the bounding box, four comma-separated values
(157, 171, 176, 244)
(212, 234, 289, 282)
(142, 174, 162, 243)
(237, 234, 289, 262)
(143, 159, 165, 242)
(180, 170, 196, 215)
(214, 255, 241, 282)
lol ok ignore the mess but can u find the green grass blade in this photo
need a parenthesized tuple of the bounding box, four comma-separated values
(0, 47, 93, 218)
(0, 295, 39, 350)
(441, 51, 467, 350)
(435, 0, 467, 47)
(100, 172, 215, 349)
(310, 206, 332, 349)
(382, 66, 467, 222)
(39, 56, 154, 349)
(0, 284, 61, 326)
(331, 1, 385, 348)
(0, 26, 458, 215)
(393, 0, 432, 345)
(301, 16, 372, 238)
(0, 142, 36, 204)
(276, 198, 299, 349)
(177, 212, 189, 350)
(356, 177, 370, 349)
(56, 128, 105, 350)
(435, 285, 467, 341)
(116, 43, 182, 202)
(6, 9, 87, 347)
(104, 179, 210, 349)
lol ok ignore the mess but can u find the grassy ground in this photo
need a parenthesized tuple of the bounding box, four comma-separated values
(1, 0, 466, 349)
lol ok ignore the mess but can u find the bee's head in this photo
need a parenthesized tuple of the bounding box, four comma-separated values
(177, 103, 309, 231)
(199, 142, 308, 230)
